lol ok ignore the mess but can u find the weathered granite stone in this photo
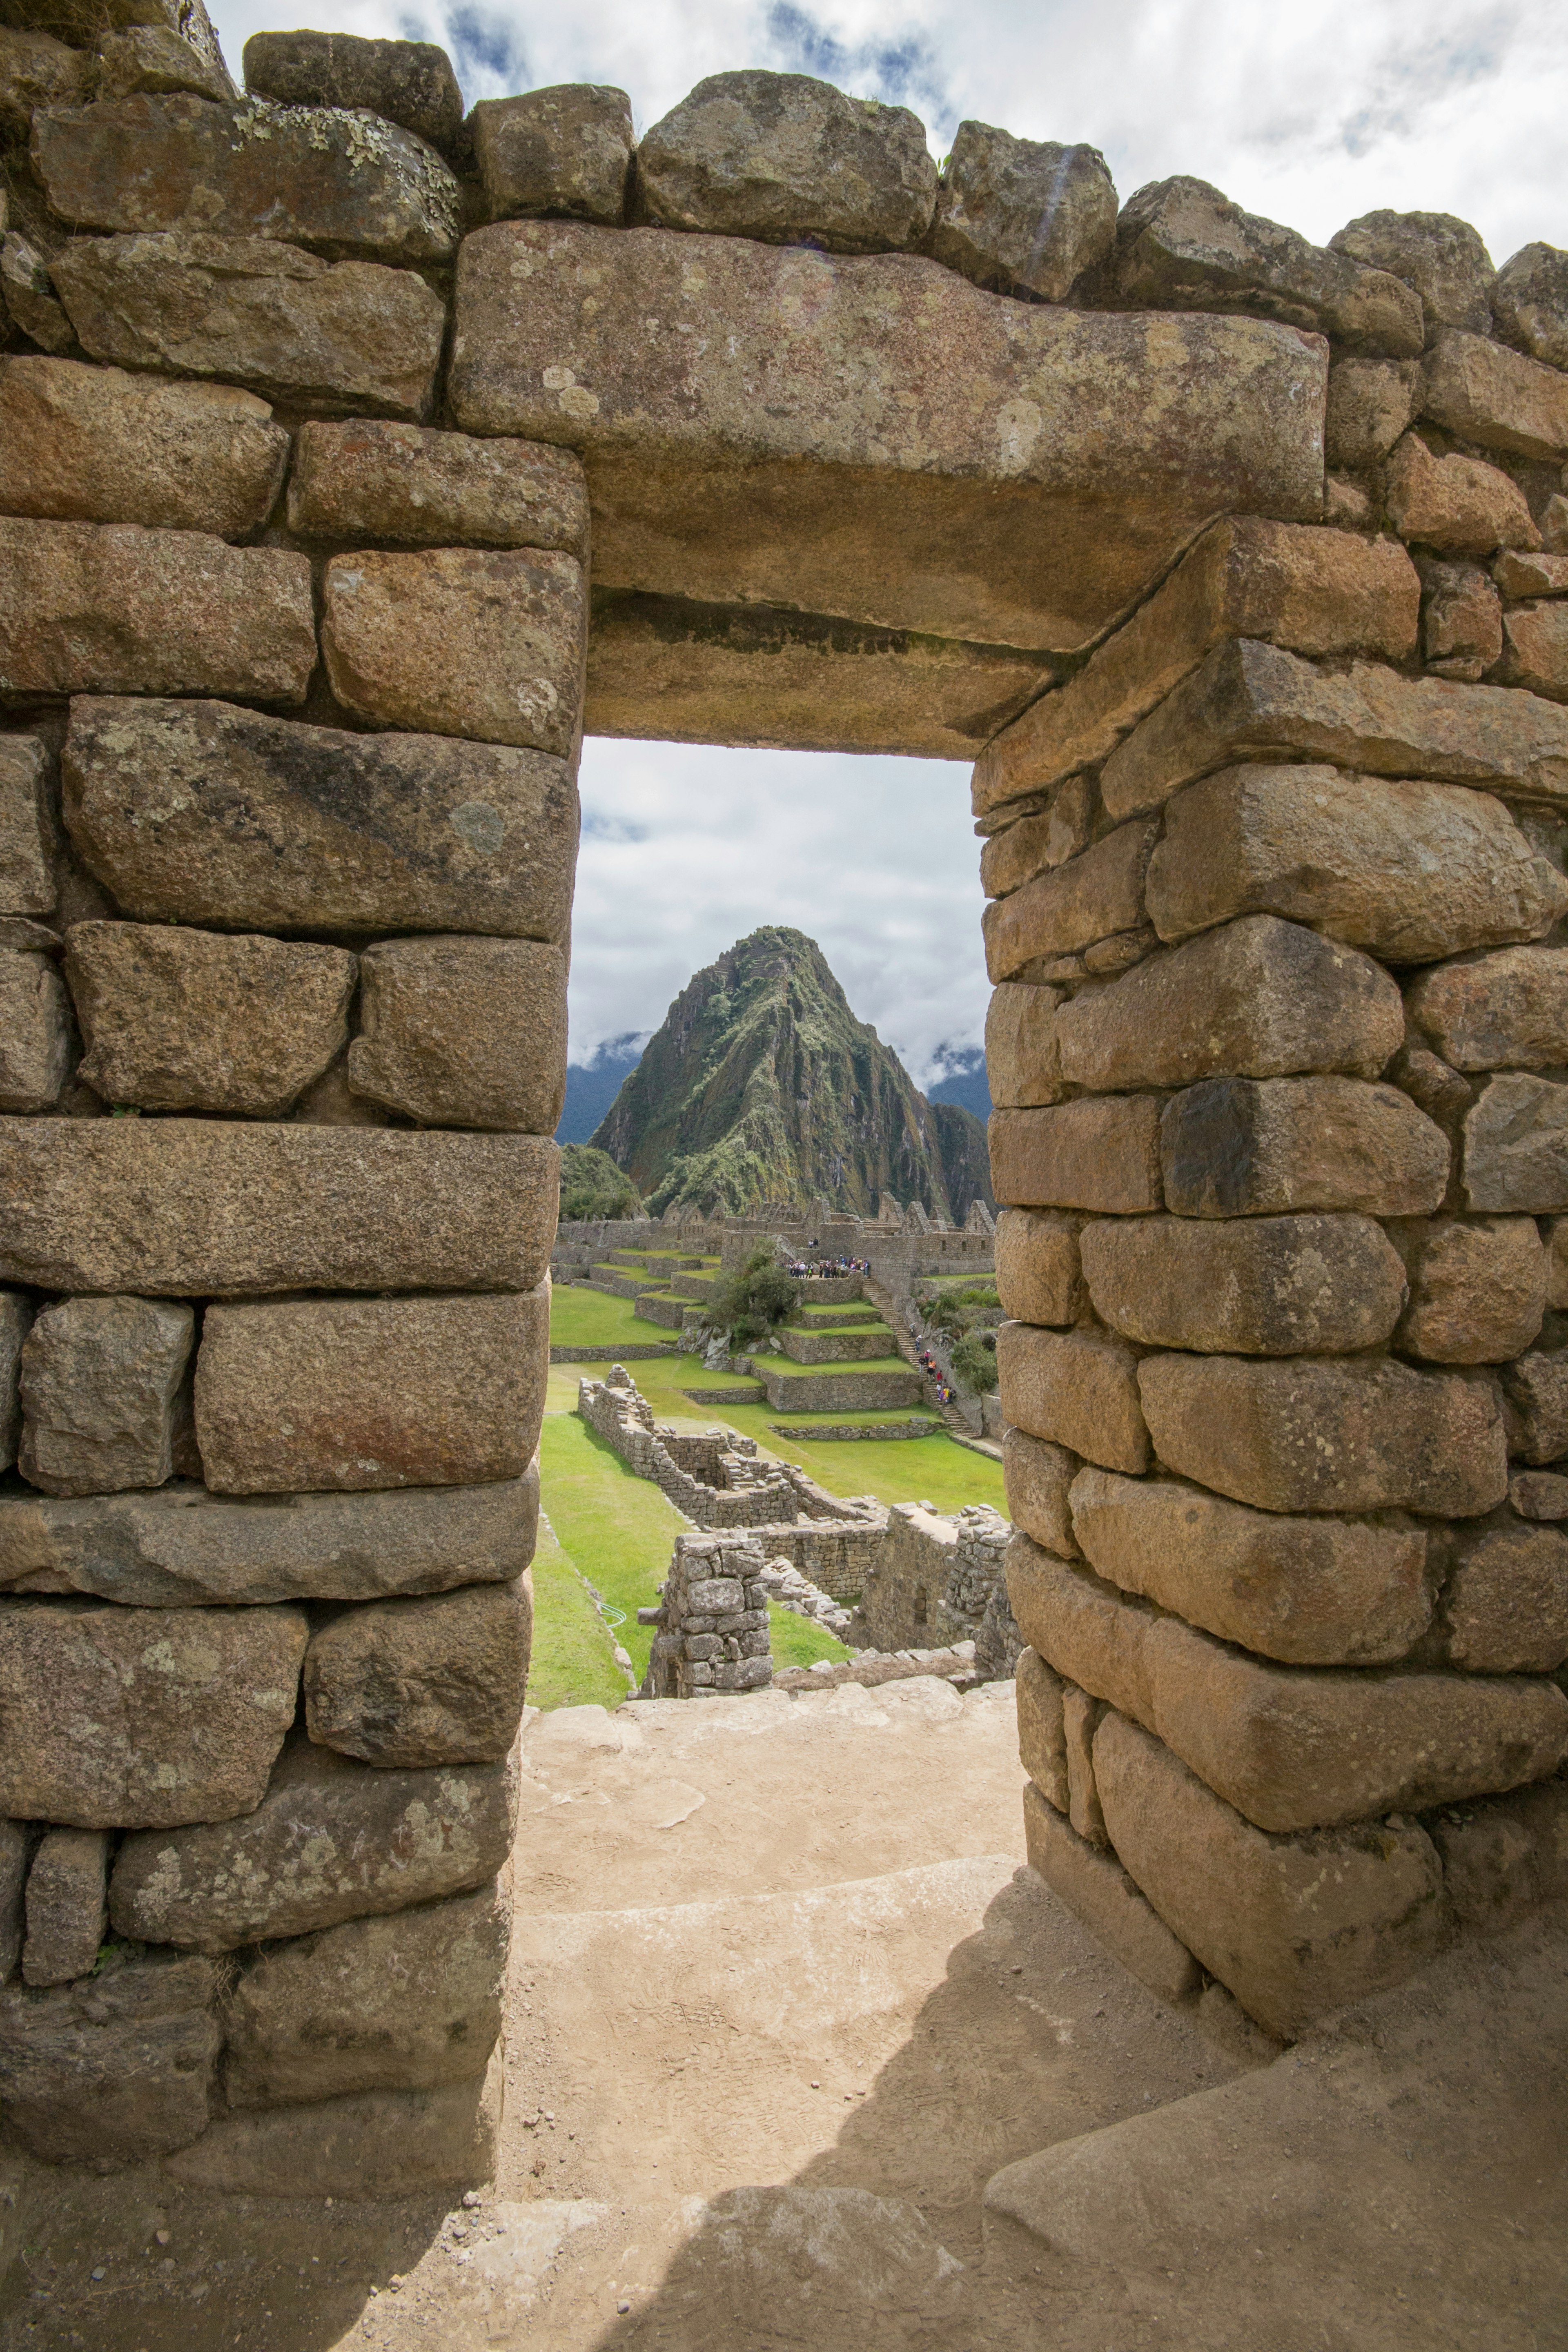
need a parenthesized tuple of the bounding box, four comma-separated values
(1056, 916, 1403, 1092)
(287, 419, 588, 553)
(1431, 1777, 1568, 1933)
(995, 1208, 1082, 1326)
(1003, 1429, 1080, 1560)
(1420, 328, 1568, 464)
(1510, 1470, 1568, 1520)
(1136, 1352, 1508, 1517)
(1407, 947, 1568, 1069)
(0, 27, 88, 136)
(996, 1326, 1149, 1476)
(0, 518, 313, 702)
(321, 547, 586, 756)
(989, 1099, 1163, 1215)
(1388, 1215, 1546, 1364)
(1324, 357, 1418, 468)
(223, 1877, 508, 2107)
(22, 1827, 108, 1988)
(0, 738, 53, 917)
(983, 984, 1062, 1109)
(1385, 432, 1540, 558)
(0, 1948, 219, 2164)
(305, 1581, 530, 1766)
(0, 1119, 559, 1297)
(0, 356, 288, 536)
(242, 30, 463, 154)
(1114, 176, 1422, 354)
(983, 820, 1156, 980)
(450, 220, 1326, 653)
(1022, 1778, 1202, 2005)
(1499, 602, 1568, 702)
(1067, 1468, 1431, 1666)
(0, 230, 77, 352)
(62, 697, 577, 941)
(18, 1294, 193, 1497)
(1495, 549, 1568, 599)
(1092, 1711, 1450, 2041)
(1099, 639, 1568, 822)
(0, 948, 69, 1113)
(980, 781, 1096, 897)
(637, 71, 936, 253)
(0, 1821, 27, 1982)
(1008, 1535, 1567, 1829)
(194, 1288, 549, 1494)
(1147, 767, 1566, 962)
(1329, 210, 1494, 337)
(1016, 1648, 1068, 1810)
(1462, 1074, 1568, 1213)
(1080, 1212, 1406, 1356)
(972, 519, 1418, 814)
(1492, 243, 1568, 373)
(0, 1597, 305, 1827)
(929, 122, 1115, 301)
(6, 0, 226, 70)
(1062, 1682, 1107, 1846)
(65, 922, 354, 1116)
(95, 24, 234, 104)
(110, 1731, 517, 1950)
(50, 231, 444, 420)
(32, 94, 461, 264)
(1438, 1521, 1568, 1673)
(0, 1471, 539, 1607)
(347, 936, 567, 1133)
(0, 1291, 29, 1471)
(471, 84, 633, 224)
(1420, 557, 1502, 678)
(1161, 1075, 1450, 1218)
(1499, 1349, 1568, 1466)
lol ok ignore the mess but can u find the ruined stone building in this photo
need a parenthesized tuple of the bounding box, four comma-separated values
(0, 7, 1567, 2176)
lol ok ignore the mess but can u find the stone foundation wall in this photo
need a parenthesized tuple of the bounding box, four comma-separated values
(643, 1533, 774, 1696)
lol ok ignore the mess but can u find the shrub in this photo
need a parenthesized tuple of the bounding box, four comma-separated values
(949, 1330, 999, 1395)
(703, 1247, 801, 1349)
(559, 1143, 642, 1222)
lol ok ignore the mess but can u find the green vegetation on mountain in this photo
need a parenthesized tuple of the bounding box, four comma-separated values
(589, 927, 994, 1221)
(559, 1142, 643, 1222)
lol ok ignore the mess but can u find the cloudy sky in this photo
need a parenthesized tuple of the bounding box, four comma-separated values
(211, 0, 1568, 1081)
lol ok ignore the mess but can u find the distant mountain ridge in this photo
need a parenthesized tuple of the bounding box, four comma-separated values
(555, 1033, 648, 1145)
(588, 927, 994, 1222)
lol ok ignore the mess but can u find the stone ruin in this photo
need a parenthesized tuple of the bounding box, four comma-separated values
(0, 12, 1565, 2178)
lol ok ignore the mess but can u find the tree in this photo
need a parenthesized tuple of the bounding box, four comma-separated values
(559, 1144, 642, 1222)
(702, 1247, 801, 1350)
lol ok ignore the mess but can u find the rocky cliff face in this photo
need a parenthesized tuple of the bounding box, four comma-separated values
(590, 927, 993, 1219)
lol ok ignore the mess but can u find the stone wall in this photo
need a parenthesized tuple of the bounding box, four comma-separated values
(853, 1502, 1013, 1652)
(642, 1534, 774, 1696)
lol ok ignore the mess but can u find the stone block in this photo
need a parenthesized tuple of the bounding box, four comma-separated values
(1328, 210, 1495, 336)
(1462, 1074, 1568, 1213)
(95, 24, 233, 103)
(1098, 638, 1568, 824)
(1021, 1779, 1201, 2007)
(0, 517, 314, 704)
(1324, 356, 1418, 468)
(322, 546, 586, 757)
(1438, 1521, 1568, 1673)
(1495, 549, 1568, 599)
(32, 94, 461, 264)
(1419, 328, 1568, 464)
(0, 948, 69, 1113)
(224, 1878, 507, 2107)
(929, 123, 1115, 301)
(971, 519, 1419, 813)
(1062, 1682, 1107, 1846)
(1385, 432, 1539, 559)
(194, 1287, 549, 1494)
(0, 227, 72, 350)
(1499, 602, 1568, 702)
(1429, 1776, 1568, 1933)
(1389, 1214, 1546, 1363)
(1016, 1648, 1068, 1810)
(980, 783, 1096, 900)
(1510, 1469, 1568, 1519)
(989, 1100, 1163, 1215)
(471, 83, 634, 224)
(1420, 558, 1503, 678)
(241, 29, 463, 153)
(0, 1119, 559, 1298)
(1080, 1212, 1406, 1356)
(0, 1948, 218, 2164)
(1002, 1428, 1080, 1559)
(0, 27, 88, 136)
(22, 1828, 108, 1988)
(1055, 915, 1403, 1092)
(347, 936, 567, 1133)
(0, 1471, 539, 1608)
(0, 1822, 27, 1983)
(1136, 1352, 1508, 1517)
(0, 738, 53, 917)
(1161, 1076, 1450, 1217)
(1492, 242, 1568, 373)
(636, 70, 936, 253)
(63, 696, 577, 942)
(982, 819, 1156, 980)
(0, 356, 289, 537)
(304, 1580, 530, 1766)
(0, 1597, 305, 1829)
(995, 1208, 1083, 1326)
(1008, 1535, 1567, 1829)
(18, 1293, 193, 1498)
(1067, 1466, 1431, 1666)
(1499, 1349, 1568, 1466)
(0, 1291, 29, 1472)
(450, 221, 1326, 654)
(996, 1326, 1150, 1475)
(51, 231, 447, 421)
(286, 419, 588, 553)
(983, 985, 1063, 1109)
(1092, 1711, 1450, 2041)
(65, 922, 355, 1117)
(1146, 766, 1565, 963)
(110, 1731, 517, 1950)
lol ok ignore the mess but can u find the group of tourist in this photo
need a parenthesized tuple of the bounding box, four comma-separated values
(916, 1346, 957, 1407)
(786, 1254, 872, 1278)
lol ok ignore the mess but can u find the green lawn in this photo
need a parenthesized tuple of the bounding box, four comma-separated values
(526, 1519, 628, 1712)
(550, 1284, 679, 1350)
(537, 1409, 687, 1682)
(767, 1354, 917, 1378)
